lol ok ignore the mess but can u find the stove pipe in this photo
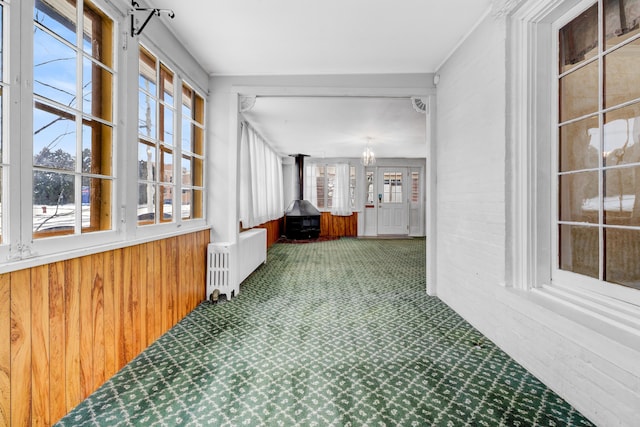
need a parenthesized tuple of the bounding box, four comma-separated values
(291, 154, 308, 200)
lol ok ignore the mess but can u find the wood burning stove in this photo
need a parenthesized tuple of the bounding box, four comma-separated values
(284, 154, 321, 240)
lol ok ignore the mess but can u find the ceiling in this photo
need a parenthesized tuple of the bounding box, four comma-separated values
(149, 0, 492, 158)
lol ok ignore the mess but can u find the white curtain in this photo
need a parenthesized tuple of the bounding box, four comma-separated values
(331, 163, 352, 216)
(239, 122, 284, 228)
(304, 164, 318, 207)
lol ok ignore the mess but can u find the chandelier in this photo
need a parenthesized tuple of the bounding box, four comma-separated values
(361, 138, 376, 166)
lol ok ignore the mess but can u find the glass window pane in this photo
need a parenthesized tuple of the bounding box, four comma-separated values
(559, 171, 599, 223)
(559, 3, 598, 74)
(194, 93, 204, 125)
(33, 170, 75, 237)
(604, 0, 640, 49)
(159, 185, 173, 222)
(604, 103, 640, 166)
(193, 157, 203, 187)
(33, 104, 76, 171)
(137, 183, 155, 224)
(326, 166, 335, 208)
(160, 106, 173, 145)
(138, 91, 156, 139)
(81, 176, 111, 231)
(559, 60, 599, 123)
(194, 125, 204, 155)
(82, 120, 112, 175)
(34, 0, 77, 46)
(83, 58, 113, 121)
(181, 119, 191, 152)
(181, 156, 192, 186)
(315, 166, 325, 209)
(559, 116, 600, 172)
(182, 84, 193, 118)
(559, 224, 599, 279)
(160, 65, 174, 106)
(161, 149, 173, 183)
(82, 1, 113, 67)
(604, 38, 640, 108)
(604, 165, 640, 225)
(605, 227, 640, 289)
(139, 48, 156, 93)
(192, 189, 203, 219)
(366, 171, 374, 204)
(34, 27, 77, 107)
(181, 189, 192, 220)
(138, 142, 155, 180)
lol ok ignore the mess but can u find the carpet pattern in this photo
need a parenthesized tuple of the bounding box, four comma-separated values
(56, 238, 594, 426)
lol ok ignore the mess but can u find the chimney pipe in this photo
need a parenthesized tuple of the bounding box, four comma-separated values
(290, 154, 308, 200)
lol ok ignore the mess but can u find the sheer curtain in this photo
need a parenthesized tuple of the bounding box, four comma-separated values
(331, 163, 352, 216)
(304, 164, 318, 207)
(239, 122, 284, 228)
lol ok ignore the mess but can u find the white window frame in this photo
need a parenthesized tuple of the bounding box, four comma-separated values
(0, 0, 208, 273)
(136, 42, 207, 231)
(508, 0, 640, 338)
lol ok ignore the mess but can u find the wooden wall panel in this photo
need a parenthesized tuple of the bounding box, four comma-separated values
(0, 229, 210, 426)
(10, 269, 32, 426)
(49, 262, 66, 423)
(0, 274, 10, 426)
(319, 212, 358, 238)
(247, 217, 283, 248)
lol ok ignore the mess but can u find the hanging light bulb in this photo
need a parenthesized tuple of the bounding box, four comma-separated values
(361, 137, 376, 166)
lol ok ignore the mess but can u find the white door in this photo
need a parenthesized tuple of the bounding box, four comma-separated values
(377, 168, 408, 235)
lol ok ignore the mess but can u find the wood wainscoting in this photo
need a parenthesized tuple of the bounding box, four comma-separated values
(320, 212, 358, 238)
(0, 229, 210, 426)
(245, 218, 283, 248)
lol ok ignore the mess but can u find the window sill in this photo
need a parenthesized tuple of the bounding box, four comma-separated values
(525, 285, 640, 353)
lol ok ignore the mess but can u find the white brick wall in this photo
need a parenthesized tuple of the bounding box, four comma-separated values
(435, 13, 640, 427)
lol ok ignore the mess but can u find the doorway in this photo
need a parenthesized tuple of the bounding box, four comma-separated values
(377, 167, 408, 235)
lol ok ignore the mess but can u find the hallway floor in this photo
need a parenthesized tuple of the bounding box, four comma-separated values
(56, 238, 594, 426)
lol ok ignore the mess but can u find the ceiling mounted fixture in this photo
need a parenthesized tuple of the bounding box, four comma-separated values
(130, 1, 175, 37)
(361, 138, 376, 166)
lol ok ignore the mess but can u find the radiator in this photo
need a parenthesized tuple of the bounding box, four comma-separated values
(206, 229, 267, 302)
(238, 228, 267, 284)
(206, 242, 237, 301)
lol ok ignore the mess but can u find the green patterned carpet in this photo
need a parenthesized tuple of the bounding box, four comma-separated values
(56, 238, 594, 426)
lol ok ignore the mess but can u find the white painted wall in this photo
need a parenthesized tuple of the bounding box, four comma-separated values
(435, 12, 640, 426)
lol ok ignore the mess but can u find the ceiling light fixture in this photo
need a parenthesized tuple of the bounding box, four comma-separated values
(361, 137, 376, 166)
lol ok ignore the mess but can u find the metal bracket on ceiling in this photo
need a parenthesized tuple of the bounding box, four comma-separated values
(129, 1, 175, 37)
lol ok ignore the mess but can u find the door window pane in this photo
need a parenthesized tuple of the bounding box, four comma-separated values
(604, 165, 640, 225)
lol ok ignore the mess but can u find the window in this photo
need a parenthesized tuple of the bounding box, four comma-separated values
(382, 171, 403, 203)
(180, 83, 205, 220)
(32, 0, 114, 238)
(557, 0, 640, 291)
(138, 47, 175, 225)
(306, 163, 356, 210)
(366, 171, 374, 204)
